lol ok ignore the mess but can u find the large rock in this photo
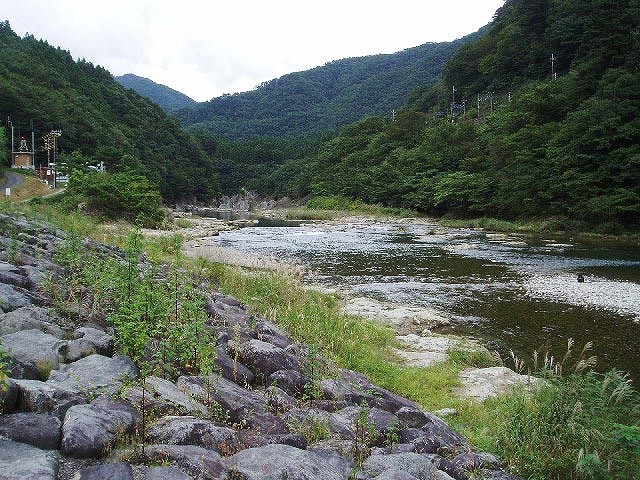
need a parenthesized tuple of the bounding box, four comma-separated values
(65, 327, 114, 362)
(454, 367, 541, 401)
(138, 465, 193, 480)
(142, 376, 208, 416)
(13, 379, 85, 418)
(176, 375, 266, 423)
(61, 396, 141, 457)
(214, 346, 255, 386)
(140, 444, 228, 480)
(238, 339, 301, 379)
(0, 378, 18, 413)
(0, 329, 66, 379)
(360, 453, 446, 480)
(76, 463, 134, 480)
(327, 406, 401, 445)
(48, 354, 138, 395)
(451, 452, 502, 472)
(148, 416, 237, 453)
(0, 283, 33, 313)
(268, 369, 306, 396)
(0, 306, 64, 338)
(0, 412, 61, 449)
(227, 444, 354, 480)
(0, 439, 58, 480)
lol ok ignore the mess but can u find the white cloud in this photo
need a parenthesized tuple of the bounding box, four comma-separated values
(1, 0, 504, 101)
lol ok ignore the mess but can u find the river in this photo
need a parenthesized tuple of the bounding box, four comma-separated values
(203, 216, 640, 382)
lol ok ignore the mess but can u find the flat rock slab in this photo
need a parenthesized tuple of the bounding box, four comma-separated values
(227, 444, 354, 480)
(342, 297, 451, 334)
(361, 453, 444, 480)
(0, 283, 33, 313)
(48, 354, 138, 395)
(391, 333, 455, 368)
(145, 376, 208, 416)
(0, 439, 58, 480)
(13, 379, 85, 418)
(61, 396, 140, 457)
(0, 328, 66, 379)
(0, 412, 61, 449)
(454, 367, 541, 401)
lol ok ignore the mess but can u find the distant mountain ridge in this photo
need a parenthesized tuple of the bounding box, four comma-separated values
(115, 73, 196, 112)
(176, 31, 483, 139)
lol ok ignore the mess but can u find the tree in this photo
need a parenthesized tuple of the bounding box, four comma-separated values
(0, 127, 8, 166)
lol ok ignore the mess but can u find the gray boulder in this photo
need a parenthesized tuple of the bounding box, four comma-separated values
(214, 346, 255, 386)
(327, 406, 401, 444)
(0, 329, 66, 379)
(361, 453, 443, 479)
(148, 416, 236, 453)
(0, 283, 32, 313)
(0, 412, 61, 449)
(420, 412, 469, 452)
(265, 385, 297, 413)
(141, 444, 228, 480)
(396, 407, 429, 429)
(65, 327, 114, 362)
(139, 376, 208, 416)
(13, 379, 85, 418)
(371, 472, 420, 480)
(451, 452, 502, 472)
(239, 339, 301, 378)
(76, 463, 133, 480)
(227, 444, 354, 480)
(0, 378, 18, 413)
(48, 354, 138, 395)
(477, 470, 526, 480)
(0, 306, 64, 338)
(0, 439, 58, 480)
(61, 396, 141, 457)
(268, 369, 306, 396)
(138, 466, 193, 480)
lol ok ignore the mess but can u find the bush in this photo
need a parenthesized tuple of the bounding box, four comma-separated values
(488, 369, 640, 479)
(63, 170, 165, 227)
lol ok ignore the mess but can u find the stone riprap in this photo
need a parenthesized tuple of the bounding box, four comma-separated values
(0, 214, 524, 479)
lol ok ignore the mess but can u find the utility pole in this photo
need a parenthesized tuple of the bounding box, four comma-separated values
(551, 53, 557, 80)
(451, 85, 456, 123)
(391, 109, 396, 123)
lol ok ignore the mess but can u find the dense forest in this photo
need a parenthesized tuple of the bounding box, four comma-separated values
(0, 22, 218, 202)
(213, 0, 640, 231)
(115, 74, 196, 112)
(176, 33, 480, 139)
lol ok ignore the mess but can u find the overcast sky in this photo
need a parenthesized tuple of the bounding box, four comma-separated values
(2, 0, 504, 102)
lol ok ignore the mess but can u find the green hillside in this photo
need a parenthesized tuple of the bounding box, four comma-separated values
(0, 21, 218, 202)
(177, 32, 481, 139)
(224, 0, 640, 232)
(115, 73, 196, 112)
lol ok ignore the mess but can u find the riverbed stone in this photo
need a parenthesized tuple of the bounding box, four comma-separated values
(0, 378, 18, 413)
(76, 462, 134, 480)
(239, 339, 301, 379)
(454, 367, 540, 401)
(138, 465, 193, 480)
(0, 329, 66, 379)
(396, 407, 429, 428)
(144, 376, 209, 416)
(360, 453, 442, 479)
(213, 345, 255, 386)
(0, 306, 64, 338)
(451, 452, 503, 472)
(327, 406, 401, 444)
(0, 283, 34, 313)
(0, 412, 61, 449)
(268, 369, 306, 396)
(140, 444, 228, 480)
(227, 444, 354, 480)
(48, 354, 138, 395)
(14, 379, 86, 418)
(65, 327, 114, 361)
(61, 396, 141, 457)
(0, 439, 59, 480)
(148, 416, 237, 452)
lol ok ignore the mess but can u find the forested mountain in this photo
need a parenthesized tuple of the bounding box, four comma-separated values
(177, 32, 481, 139)
(0, 22, 218, 202)
(115, 73, 196, 112)
(216, 0, 640, 231)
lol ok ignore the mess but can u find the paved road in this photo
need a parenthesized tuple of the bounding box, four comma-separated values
(1, 171, 25, 189)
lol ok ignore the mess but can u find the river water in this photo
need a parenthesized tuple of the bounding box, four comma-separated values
(205, 218, 640, 381)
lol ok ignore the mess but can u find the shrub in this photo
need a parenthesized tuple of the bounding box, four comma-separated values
(62, 170, 165, 227)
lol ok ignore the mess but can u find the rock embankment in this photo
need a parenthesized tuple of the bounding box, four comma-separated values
(0, 213, 523, 480)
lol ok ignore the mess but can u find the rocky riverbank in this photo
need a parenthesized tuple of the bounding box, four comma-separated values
(0, 213, 527, 479)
